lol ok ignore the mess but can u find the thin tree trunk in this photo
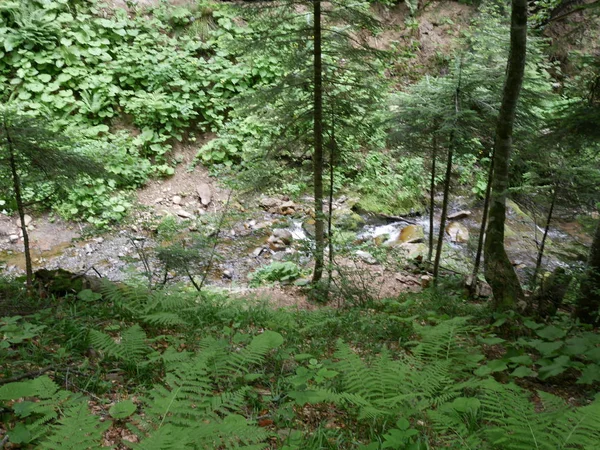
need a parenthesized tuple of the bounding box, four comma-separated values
(484, 0, 527, 310)
(198, 191, 232, 291)
(312, 0, 325, 284)
(433, 141, 454, 283)
(427, 133, 438, 263)
(433, 65, 462, 284)
(575, 217, 600, 325)
(326, 104, 336, 293)
(532, 187, 557, 287)
(470, 150, 495, 294)
(4, 119, 33, 291)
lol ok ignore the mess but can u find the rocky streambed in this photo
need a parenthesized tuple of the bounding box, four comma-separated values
(0, 191, 593, 298)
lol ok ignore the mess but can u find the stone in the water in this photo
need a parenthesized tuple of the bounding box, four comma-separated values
(302, 219, 316, 237)
(260, 197, 279, 210)
(399, 225, 425, 244)
(272, 228, 293, 245)
(400, 242, 428, 260)
(280, 201, 296, 215)
(196, 183, 212, 206)
(374, 234, 390, 246)
(172, 195, 182, 205)
(446, 222, 469, 243)
(448, 210, 471, 220)
(268, 235, 287, 251)
(355, 250, 377, 265)
(332, 208, 365, 231)
(176, 209, 195, 220)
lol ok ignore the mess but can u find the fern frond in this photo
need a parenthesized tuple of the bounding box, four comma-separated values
(89, 324, 149, 363)
(127, 424, 190, 449)
(215, 331, 284, 379)
(39, 403, 110, 449)
(142, 312, 186, 326)
(186, 414, 269, 449)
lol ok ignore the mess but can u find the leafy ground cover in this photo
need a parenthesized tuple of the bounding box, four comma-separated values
(1, 279, 598, 449)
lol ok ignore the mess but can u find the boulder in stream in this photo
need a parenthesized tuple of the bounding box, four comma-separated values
(399, 225, 425, 244)
(399, 242, 428, 260)
(448, 210, 471, 220)
(271, 228, 293, 245)
(446, 222, 469, 243)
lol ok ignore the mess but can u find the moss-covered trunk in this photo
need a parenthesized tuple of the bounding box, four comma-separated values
(484, 0, 527, 310)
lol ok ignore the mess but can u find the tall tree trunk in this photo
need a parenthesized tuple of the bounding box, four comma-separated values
(470, 150, 494, 295)
(4, 120, 33, 291)
(433, 142, 453, 283)
(575, 217, 600, 325)
(433, 66, 462, 284)
(427, 133, 438, 263)
(483, 0, 527, 310)
(326, 103, 336, 295)
(312, 0, 325, 284)
(532, 187, 557, 287)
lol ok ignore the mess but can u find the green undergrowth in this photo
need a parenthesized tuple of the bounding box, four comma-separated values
(1, 278, 599, 449)
(0, 0, 274, 226)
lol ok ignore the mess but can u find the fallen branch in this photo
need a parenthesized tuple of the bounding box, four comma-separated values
(0, 365, 54, 385)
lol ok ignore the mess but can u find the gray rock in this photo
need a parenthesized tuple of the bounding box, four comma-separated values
(400, 242, 428, 260)
(197, 183, 212, 206)
(9, 234, 19, 243)
(252, 247, 265, 257)
(176, 209, 195, 220)
(421, 275, 433, 288)
(355, 250, 377, 265)
(280, 201, 296, 215)
(268, 235, 287, 251)
(272, 228, 293, 245)
(223, 269, 233, 279)
(446, 222, 469, 243)
(448, 210, 471, 220)
(260, 197, 279, 209)
(172, 195, 182, 205)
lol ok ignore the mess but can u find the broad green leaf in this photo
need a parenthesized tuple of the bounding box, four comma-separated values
(511, 366, 537, 378)
(109, 399, 136, 419)
(538, 355, 570, 380)
(536, 325, 567, 340)
(577, 364, 600, 384)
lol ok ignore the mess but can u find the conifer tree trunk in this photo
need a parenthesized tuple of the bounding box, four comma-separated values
(470, 150, 494, 295)
(4, 120, 33, 291)
(484, 0, 527, 309)
(576, 218, 600, 325)
(427, 133, 437, 263)
(433, 142, 453, 283)
(532, 187, 557, 287)
(433, 67, 461, 284)
(312, 0, 325, 283)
